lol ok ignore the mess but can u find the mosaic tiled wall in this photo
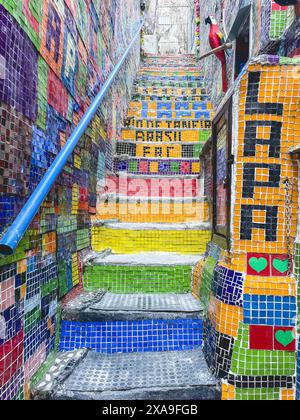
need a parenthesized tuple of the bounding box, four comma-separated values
(0, 0, 141, 400)
(198, 0, 297, 106)
(194, 0, 201, 55)
(195, 58, 300, 400)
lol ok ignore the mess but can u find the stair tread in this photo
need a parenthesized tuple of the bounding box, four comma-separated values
(98, 196, 206, 202)
(63, 291, 203, 321)
(33, 349, 220, 400)
(122, 127, 208, 131)
(95, 222, 210, 231)
(90, 252, 201, 266)
(90, 292, 202, 313)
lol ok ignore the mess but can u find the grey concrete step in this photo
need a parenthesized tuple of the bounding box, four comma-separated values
(62, 291, 203, 322)
(32, 349, 220, 400)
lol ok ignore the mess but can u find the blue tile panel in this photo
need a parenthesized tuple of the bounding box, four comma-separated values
(213, 265, 244, 307)
(59, 319, 203, 354)
(243, 295, 297, 326)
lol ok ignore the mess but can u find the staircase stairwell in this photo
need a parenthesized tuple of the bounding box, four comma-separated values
(32, 55, 220, 401)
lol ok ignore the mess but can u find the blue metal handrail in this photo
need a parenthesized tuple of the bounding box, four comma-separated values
(0, 20, 144, 256)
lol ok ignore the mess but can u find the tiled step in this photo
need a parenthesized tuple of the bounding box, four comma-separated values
(139, 68, 202, 75)
(140, 65, 200, 70)
(95, 198, 209, 224)
(124, 118, 212, 130)
(91, 223, 211, 255)
(113, 157, 201, 176)
(135, 80, 204, 88)
(59, 318, 203, 353)
(121, 128, 210, 144)
(142, 60, 197, 67)
(143, 60, 197, 68)
(136, 75, 204, 83)
(97, 195, 207, 203)
(100, 175, 200, 197)
(84, 252, 201, 292)
(143, 55, 196, 65)
(132, 94, 210, 102)
(62, 291, 203, 322)
(59, 291, 203, 351)
(59, 289, 204, 353)
(116, 141, 203, 159)
(127, 107, 213, 120)
(134, 86, 208, 96)
(33, 349, 220, 400)
(129, 101, 212, 111)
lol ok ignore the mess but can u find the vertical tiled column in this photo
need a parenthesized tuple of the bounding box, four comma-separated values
(198, 59, 300, 400)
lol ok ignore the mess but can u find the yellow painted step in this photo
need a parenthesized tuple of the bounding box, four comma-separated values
(92, 224, 211, 255)
(94, 201, 209, 224)
(121, 129, 204, 143)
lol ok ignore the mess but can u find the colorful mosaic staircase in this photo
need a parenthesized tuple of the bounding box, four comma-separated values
(33, 56, 219, 400)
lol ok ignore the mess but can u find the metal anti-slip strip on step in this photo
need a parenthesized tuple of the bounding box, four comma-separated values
(90, 293, 202, 313)
(63, 350, 218, 393)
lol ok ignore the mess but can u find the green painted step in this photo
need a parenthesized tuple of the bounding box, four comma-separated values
(83, 253, 199, 293)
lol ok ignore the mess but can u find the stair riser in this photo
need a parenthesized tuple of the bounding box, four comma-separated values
(116, 143, 204, 160)
(137, 73, 203, 79)
(136, 81, 204, 88)
(59, 319, 203, 353)
(135, 87, 207, 95)
(51, 387, 221, 401)
(95, 202, 209, 224)
(138, 73, 203, 79)
(114, 158, 201, 176)
(143, 57, 196, 64)
(132, 95, 210, 103)
(101, 176, 200, 197)
(91, 227, 211, 254)
(139, 68, 201, 73)
(124, 118, 212, 130)
(84, 265, 193, 293)
(129, 101, 212, 111)
(127, 109, 213, 120)
(121, 130, 210, 143)
(143, 61, 197, 67)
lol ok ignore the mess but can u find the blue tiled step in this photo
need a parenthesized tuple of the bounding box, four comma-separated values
(130, 101, 210, 110)
(59, 292, 203, 354)
(59, 318, 203, 354)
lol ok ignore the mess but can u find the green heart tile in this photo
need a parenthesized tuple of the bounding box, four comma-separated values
(273, 258, 289, 274)
(249, 257, 268, 273)
(275, 330, 294, 347)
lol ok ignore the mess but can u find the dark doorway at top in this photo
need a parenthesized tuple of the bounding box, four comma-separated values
(234, 13, 250, 79)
